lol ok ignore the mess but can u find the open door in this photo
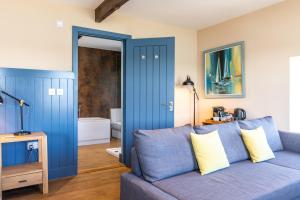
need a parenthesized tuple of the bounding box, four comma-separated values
(123, 37, 175, 165)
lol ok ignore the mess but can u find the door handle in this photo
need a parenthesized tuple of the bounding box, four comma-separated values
(161, 101, 174, 112)
(169, 101, 174, 112)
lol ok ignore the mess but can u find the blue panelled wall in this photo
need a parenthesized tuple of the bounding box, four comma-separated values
(0, 68, 75, 180)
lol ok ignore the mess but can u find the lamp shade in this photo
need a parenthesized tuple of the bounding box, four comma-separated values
(182, 76, 194, 86)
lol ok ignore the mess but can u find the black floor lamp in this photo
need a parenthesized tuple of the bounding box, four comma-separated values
(0, 91, 31, 136)
(183, 76, 199, 126)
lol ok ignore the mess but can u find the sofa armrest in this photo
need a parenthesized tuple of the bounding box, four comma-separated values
(279, 130, 300, 153)
(121, 173, 177, 200)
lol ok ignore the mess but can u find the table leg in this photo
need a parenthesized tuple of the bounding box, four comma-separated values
(0, 143, 2, 200)
(42, 136, 48, 194)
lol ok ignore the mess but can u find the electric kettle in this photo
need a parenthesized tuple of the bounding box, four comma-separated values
(234, 108, 246, 120)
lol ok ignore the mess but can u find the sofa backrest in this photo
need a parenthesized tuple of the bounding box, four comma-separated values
(134, 125, 197, 183)
(238, 116, 283, 152)
(194, 121, 249, 163)
(132, 117, 283, 182)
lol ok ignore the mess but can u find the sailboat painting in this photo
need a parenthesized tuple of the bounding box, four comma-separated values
(204, 42, 245, 98)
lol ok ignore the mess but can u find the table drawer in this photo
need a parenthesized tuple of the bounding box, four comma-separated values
(2, 172, 43, 191)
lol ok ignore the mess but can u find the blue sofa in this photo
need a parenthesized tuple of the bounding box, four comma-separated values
(121, 117, 300, 200)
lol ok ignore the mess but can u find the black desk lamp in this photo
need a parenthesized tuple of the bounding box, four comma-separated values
(0, 91, 31, 136)
(183, 76, 199, 126)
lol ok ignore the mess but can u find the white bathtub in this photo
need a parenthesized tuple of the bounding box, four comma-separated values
(78, 117, 111, 146)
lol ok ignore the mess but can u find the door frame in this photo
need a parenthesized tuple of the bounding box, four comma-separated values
(72, 26, 131, 171)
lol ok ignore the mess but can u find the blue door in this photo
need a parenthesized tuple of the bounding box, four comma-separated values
(123, 37, 175, 165)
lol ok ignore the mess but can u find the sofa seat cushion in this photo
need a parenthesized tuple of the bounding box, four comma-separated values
(194, 121, 249, 164)
(134, 125, 197, 182)
(153, 161, 300, 200)
(111, 121, 122, 130)
(267, 151, 300, 170)
(238, 116, 283, 152)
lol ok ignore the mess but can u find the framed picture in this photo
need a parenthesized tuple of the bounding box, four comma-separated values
(203, 41, 245, 98)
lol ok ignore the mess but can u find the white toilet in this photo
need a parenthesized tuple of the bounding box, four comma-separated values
(110, 108, 121, 139)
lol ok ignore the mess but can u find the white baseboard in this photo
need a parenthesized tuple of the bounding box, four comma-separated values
(78, 138, 110, 146)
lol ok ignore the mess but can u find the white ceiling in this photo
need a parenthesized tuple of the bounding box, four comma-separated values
(49, 0, 284, 29)
(78, 36, 122, 52)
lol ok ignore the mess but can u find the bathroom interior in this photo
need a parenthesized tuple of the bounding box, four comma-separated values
(77, 36, 123, 173)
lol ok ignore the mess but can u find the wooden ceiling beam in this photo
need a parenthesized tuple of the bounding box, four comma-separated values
(95, 0, 129, 23)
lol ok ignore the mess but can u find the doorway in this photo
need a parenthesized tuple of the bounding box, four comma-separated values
(77, 36, 123, 173)
(72, 27, 131, 173)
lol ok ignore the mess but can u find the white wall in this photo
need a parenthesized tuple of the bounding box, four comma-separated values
(197, 0, 300, 130)
(289, 56, 300, 132)
(0, 0, 198, 126)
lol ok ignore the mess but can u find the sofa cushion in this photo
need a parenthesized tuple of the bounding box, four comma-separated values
(241, 126, 275, 163)
(131, 147, 142, 177)
(134, 125, 197, 182)
(267, 151, 300, 170)
(194, 121, 249, 163)
(238, 116, 283, 151)
(191, 131, 230, 175)
(153, 161, 300, 200)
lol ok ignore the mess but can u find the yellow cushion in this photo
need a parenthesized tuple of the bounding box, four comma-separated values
(241, 126, 275, 163)
(191, 131, 230, 175)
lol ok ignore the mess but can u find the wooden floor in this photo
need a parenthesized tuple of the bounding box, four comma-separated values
(4, 138, 127, 200)
(4, 166, 130, 200)
(78, 138, 123, 174)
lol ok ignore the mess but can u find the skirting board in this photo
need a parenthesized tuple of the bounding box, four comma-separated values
(49, 166, 77, 180)
(78, 138, 110, 146)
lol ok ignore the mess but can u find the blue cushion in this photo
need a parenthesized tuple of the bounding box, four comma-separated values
(267, 151, 300, 171)
(134, 125, 197, 182)
(194, 121, 249, 163)
(131, 147, 142, 177)
(238, 116, 283, 151)
(153, 161, 300, 200)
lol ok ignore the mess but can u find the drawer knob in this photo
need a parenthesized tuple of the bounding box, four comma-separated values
(18, 180, 27, 183)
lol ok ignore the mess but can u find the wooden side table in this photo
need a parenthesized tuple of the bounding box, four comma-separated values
(0, 132, 48, 198)
(202, 119, 233, 125)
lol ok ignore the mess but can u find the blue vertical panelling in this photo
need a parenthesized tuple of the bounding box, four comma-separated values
(159, 46, 167, 128)
(124, 38, 175, 165)
(146, 47, 153, 130)
(15, 77, 33, 164)
(51, 78, 60, 170)
(0, 77, 5, 131)
(152, 46, 160, 130)
(33, 78, 43, 132)
(67, 79, 75, 168)
(3, 77, 17, 166)
(139, 47, 147, 129)
(0, 68, 75, 180)
(133, 47, 140, 130)
(59, 79, 68, 168)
